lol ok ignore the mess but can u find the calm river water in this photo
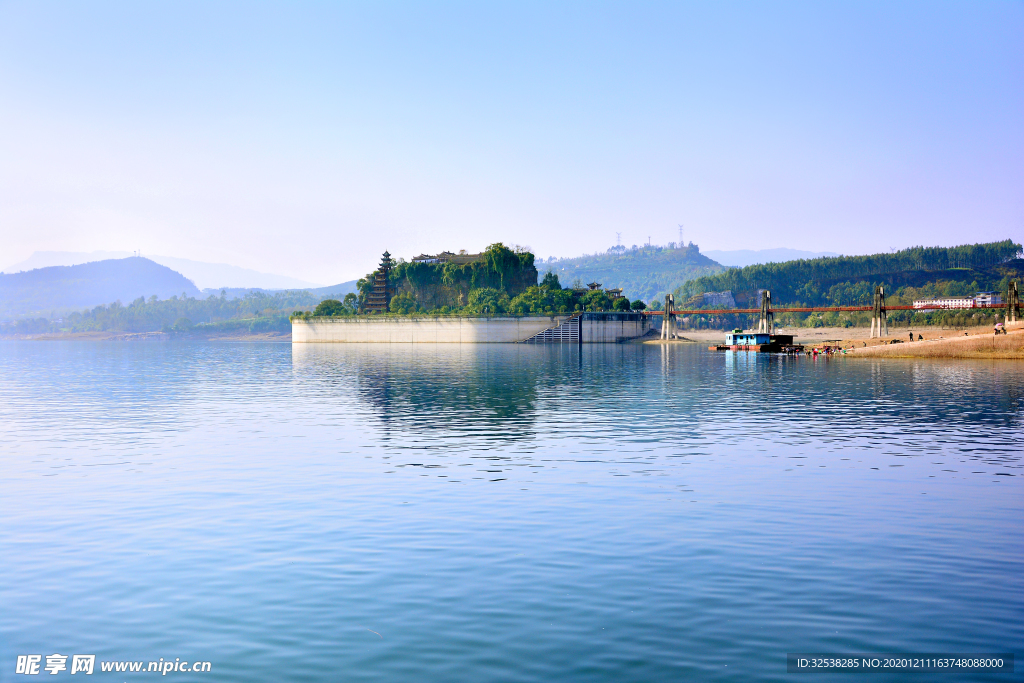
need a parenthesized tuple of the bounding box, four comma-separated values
(1, 342, 1022, 681)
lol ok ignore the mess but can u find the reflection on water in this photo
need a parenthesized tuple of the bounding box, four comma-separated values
(293, 345, 546, 446)
(292, 343, 1024, 472)
(1, 341, 1022, 683)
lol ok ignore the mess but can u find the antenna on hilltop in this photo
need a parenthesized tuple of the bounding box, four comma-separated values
(615, 232, 622, 247)
(678, 224, 684, 247)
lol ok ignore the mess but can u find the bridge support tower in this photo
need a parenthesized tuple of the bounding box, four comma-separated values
(661, 293, 677, 340)
(1007, 281, 1020, 324)
(870, 285, 888, 338)
(757, 290, 774, 334)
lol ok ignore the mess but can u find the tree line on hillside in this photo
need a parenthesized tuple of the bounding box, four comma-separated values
(676, 240, 1021, 306)
(668, 240, 1023, 330)
(366, 243, 539, 312)
(302, 270, 650, 318)
(1, 289, 349, 335)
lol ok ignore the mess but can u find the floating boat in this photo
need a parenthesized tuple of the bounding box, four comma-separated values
(709, 329, 804, 353)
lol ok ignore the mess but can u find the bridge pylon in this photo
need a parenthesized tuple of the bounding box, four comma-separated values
(870, 285, 888, 338)
(757, 290, 774, 334)
(661, 293, 676, 340)
(1007, 281, 1020, 324)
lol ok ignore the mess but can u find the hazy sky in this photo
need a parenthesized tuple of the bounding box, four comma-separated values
(1, 1, 1021, 284)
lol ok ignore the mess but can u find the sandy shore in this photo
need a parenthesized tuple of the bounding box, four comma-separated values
(846, 324, 1023, 359)
(665, 324, 1010, 345)
(648, 323, 1024, 359)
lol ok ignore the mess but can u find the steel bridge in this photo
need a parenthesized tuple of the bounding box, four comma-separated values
(646, 281, 1020, 339)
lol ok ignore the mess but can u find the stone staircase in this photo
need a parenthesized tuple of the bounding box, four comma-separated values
(520, 313, 580, 343)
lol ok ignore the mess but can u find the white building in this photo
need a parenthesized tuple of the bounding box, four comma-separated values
(913, 296, 974, 309)
(912, 292, 1002, 309)
(974, 292, 1002, 306)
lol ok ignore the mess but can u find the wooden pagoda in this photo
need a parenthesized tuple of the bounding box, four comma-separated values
(362, 251, 395, 313)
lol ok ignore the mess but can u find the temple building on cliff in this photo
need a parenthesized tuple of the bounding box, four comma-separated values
(362, 251, 395, 313)
(410, 250, 482, 266)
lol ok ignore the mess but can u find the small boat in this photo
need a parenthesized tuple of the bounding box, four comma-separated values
(709, 329, 804, 353)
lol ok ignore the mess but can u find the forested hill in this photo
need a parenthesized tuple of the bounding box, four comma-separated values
(675, 240, 1023, 308)
(0, 257, 201, 318)
(539, 243, 723, 301)
(359, 243, 538, 313)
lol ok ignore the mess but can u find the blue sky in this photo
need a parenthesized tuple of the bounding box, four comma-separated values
(1, 1, 1021, 284)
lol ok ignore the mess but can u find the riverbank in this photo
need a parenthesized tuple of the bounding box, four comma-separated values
(847, 324, 1023, 359)
(4, 321, 1018, 351)
(655, 323, 1024, 359)
(671, 324, 1012, 345)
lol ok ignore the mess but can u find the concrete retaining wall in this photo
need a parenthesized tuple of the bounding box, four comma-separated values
(293, 316, 570, 343)
(293, 313, 654, 343)
(581, 312, 652, 343)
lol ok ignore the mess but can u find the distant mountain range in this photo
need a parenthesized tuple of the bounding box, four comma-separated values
(1, 253, 361, 319)
(2, 251, 323, 290)
(702, 248, 842, 268)
(202, 281, 359, 299)
(0, 245, 858, 319)
(1, 258, 201, 318)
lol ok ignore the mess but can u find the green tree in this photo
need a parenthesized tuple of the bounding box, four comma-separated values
(169, 317, 194, 334)
(466, 288, 509, 315)
(630, 299, 647, 311)
(314, 299, 347, 316)
(390, 291, 418, 314)
(508, 285, 575, 314)
(540, 271, 561, 289)
(612, 297, 630, 311)
(581, 290, 611, 311)
(482, 243, 518, 291)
